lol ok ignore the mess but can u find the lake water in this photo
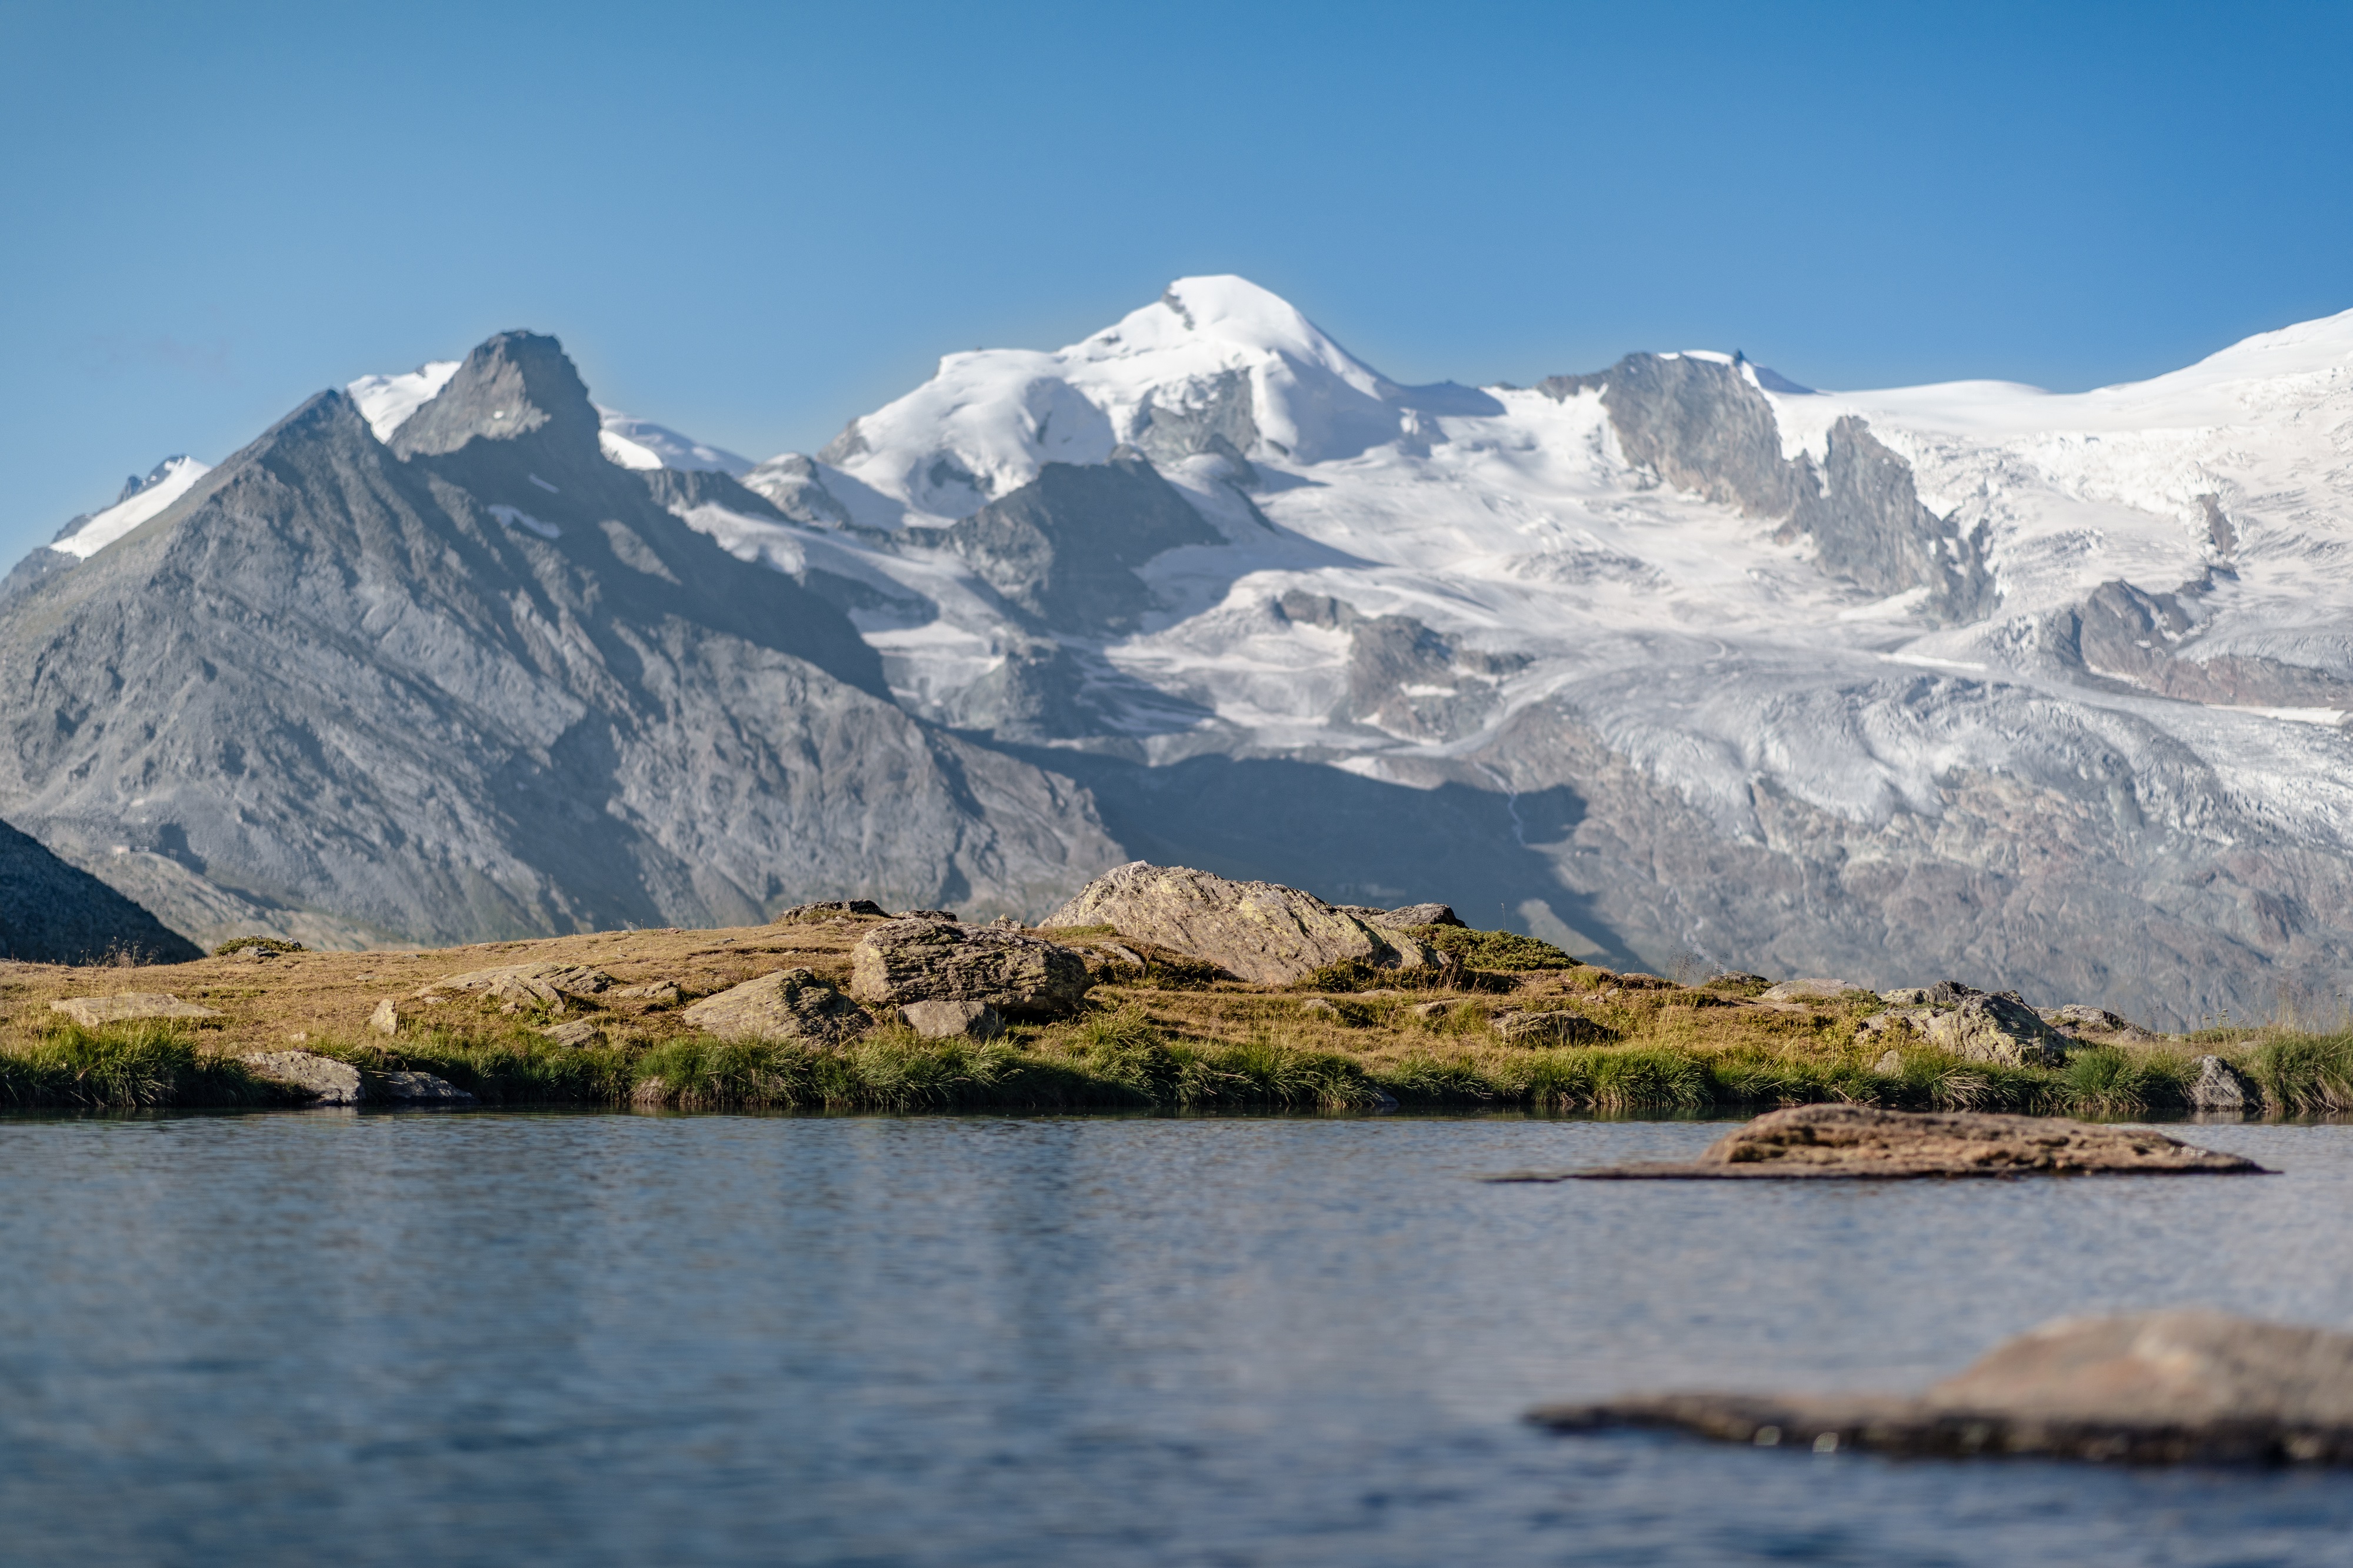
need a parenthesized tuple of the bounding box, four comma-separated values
(2, 1111, 2350, 1565)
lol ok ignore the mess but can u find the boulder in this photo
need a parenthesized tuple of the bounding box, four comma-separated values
(538, 1018, 608, 1048)
(1758, 978, 1862, 1002)
(1299, 997, 1339, 1016)
(899, 999, 1005, 1040)
(850, 920, 1090, 1019)
(379, 1070, 474, 1105)
(368, 999, 402, 1036)
(1855, 989, 2070, 1067)
(681, 968, 874, 1045)
(1531, 1309, 2353, 1465)
(49, 993, 224, 1027)
(614, 980, 681, 1005)
(1411, 999, 1459, 1020)
(896, 908, 960, 922)
(243, 1049, 363, 1106)
(1507, 1104, 2265, 1180)
(1495, 1008, 1607, 1046)
(1873, 1048, 1905, 1075)
(2189, 1055, 2263, 1113)
(1039, 861, 1438, 985)
(774, 899, 889, 923)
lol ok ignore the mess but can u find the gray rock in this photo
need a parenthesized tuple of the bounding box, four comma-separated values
(2189, 1055, 2262, 1113)
(1873, 1048, 1904, 1075)
(1299, 997, 1339, 1016)
(1531, 1309, 2353, 1466)
(49, 993, 222, 1027)
(612, 980, 681, 1005)
(681, 968, 874, 1045)
(1881, 987, 1932, 1006)
(1039, 861, 1438, 986)
(243, 1049, 362, 1106)
(1535, 1104, 2264, 1180)
(850, 922, 1090, 1020)
(538, 1017, 608, 1048)
(378, 1070, 474, 1105)
(1495, 1009, 1606, 1046)
(898, 999, 1005, 1040)
(1933, 993, 2072, 1067)
(1411, 999, 1459, 1019)
(368, 999, 402, 1036)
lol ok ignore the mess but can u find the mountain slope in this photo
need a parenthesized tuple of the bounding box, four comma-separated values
(0, 332, 1116, 949)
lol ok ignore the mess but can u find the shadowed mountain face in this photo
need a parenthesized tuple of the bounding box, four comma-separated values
(0, 333, 1118, 948)
(0, 818, 200, 963)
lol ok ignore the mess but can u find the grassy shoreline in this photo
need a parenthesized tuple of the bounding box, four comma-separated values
(9, 1010, 2353, 1119)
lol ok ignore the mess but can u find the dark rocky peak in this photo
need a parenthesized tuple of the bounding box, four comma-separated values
(1543, 352, 1990, 620)
(931, 451, 1221, 635)
(390, 331, 599, 461)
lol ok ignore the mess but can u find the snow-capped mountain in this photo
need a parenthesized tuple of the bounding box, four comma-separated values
(20, 278, 2353, 1021)
(656, 276, 2353, 1024)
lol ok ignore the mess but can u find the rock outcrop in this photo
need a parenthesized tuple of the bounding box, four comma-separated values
(2044, 1003, 2161, 1042)
(1494, 1008, 1608, 1046)
(1040, 862, 1439, 985)
(1508, 1104, 2264, 1180)
(849, 921, 1089, 1020)
(416, 963, 616, 1006)
(242, 1049, 362, 1106)
(49, 993, 222, 1027)
(1855, 985, 2071, 1067)
(1759, 978, 1862, 1002)
(679, 968, 874, 1045)
(1531, 1310, 2353, 1465)
(377, 1070, 474, 1104)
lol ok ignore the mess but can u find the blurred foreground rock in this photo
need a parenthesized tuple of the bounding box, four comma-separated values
(1532, 1310, 2353, 1464)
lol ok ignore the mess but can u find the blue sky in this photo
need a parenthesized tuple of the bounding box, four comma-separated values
(4, 0, 2350, 561)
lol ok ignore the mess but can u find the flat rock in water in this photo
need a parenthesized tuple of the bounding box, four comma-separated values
(1494, 1103, 2265, 1180)
(682, 968, 874, 1044)
(49, 993, 224, 1026)
(243, 1049, 363, 1106)
(851, 920, 1089, 1020)
(1531, 1309, 2353, 1464)
(1040, 860, 1437, 985)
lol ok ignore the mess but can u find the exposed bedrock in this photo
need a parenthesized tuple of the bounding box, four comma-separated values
(0, 331, 1120, 948)
(1272, 592, 1527, 742)
(1542, 353, 1988, 619)
(2038, 572, 2353, 709)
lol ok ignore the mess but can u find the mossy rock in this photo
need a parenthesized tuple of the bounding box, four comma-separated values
(212, 936, 307, 957)
(1412, 925, 1581, 972)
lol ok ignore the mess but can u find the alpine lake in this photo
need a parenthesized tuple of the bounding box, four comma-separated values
(3, 1108, 2349, 1566)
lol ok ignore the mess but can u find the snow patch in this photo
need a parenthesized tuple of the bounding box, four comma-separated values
(348, 361, 460, 442)
(51, 456, 211, 559)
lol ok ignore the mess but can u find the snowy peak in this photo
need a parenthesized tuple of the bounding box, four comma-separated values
(810, 273, 1495, 520)
(348, 361, 461, 442)
(596, 408, 751, 475)
(389, 331, 600, 459)
(50, 455, 211, 560)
